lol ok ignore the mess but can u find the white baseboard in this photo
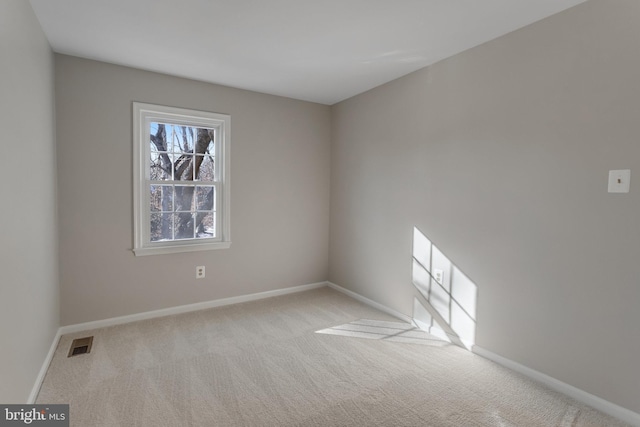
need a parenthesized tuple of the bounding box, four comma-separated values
(59, 281, 328, 335)
(327, 281, 639, 426)
(473, 346, 640, 426)
(28, 329, 61, 404)
(326, 281, 413, 324)
(29, 281, 326, 403)
(30, 281, 327, 402)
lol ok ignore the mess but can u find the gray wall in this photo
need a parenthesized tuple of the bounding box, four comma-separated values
(0, 0, 59, 402)
(55, 55, 331, 326)
(330, 0, 640, 414)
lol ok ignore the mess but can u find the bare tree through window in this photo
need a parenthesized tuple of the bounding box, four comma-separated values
(149, 122, 216, 241)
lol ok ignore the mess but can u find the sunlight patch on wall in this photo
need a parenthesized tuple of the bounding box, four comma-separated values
(412, 227, 478, 350)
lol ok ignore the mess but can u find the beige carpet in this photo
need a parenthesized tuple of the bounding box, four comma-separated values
(37, 287, 629, 426)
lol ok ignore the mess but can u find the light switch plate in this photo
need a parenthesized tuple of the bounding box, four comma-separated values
(608, 170, 630, 193)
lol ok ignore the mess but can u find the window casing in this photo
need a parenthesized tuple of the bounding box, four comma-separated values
(133, 102, 230, 256)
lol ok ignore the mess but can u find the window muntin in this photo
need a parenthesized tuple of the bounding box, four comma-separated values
(133, 103, 230, 256)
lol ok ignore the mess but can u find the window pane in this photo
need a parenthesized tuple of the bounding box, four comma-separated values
(150, 122, 173, 152)
(150, 151, 173, 180)
(196, 186, 215, 211)
(194, 129, 214, 155)
(173, 185, 196, 212)
(174, 154, 194, 181)
(196, 212, 216, 239)
(196, 155, 215, 181)
(150, 213, 173, 241)
(169, 125, 195, 153)
(150, 185, 173, 212)
(174, 212, 195, 239)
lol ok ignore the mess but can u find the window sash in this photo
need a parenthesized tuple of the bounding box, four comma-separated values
(145, 182, 219, 241)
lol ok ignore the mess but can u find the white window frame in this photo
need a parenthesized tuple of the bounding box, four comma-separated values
(133, 102, 231, 256)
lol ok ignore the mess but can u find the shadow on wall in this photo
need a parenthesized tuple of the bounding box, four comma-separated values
(412, 226, 478, 350)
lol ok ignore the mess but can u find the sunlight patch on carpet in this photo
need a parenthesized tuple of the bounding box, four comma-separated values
(315, 319, 449, 346)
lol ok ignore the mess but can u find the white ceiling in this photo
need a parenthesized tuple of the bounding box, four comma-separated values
(29, 0, 587, 105)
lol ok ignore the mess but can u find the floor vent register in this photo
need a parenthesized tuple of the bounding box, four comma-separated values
(68, 336, 93, 357)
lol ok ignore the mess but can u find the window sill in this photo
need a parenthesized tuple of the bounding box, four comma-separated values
(133, 241, 231, 256)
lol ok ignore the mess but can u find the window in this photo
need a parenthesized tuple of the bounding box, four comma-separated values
(133, 102, 230, 256)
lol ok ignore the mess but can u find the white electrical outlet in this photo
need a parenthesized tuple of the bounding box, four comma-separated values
(433, 269, 444, 285)
(196, 266, 205, 279)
